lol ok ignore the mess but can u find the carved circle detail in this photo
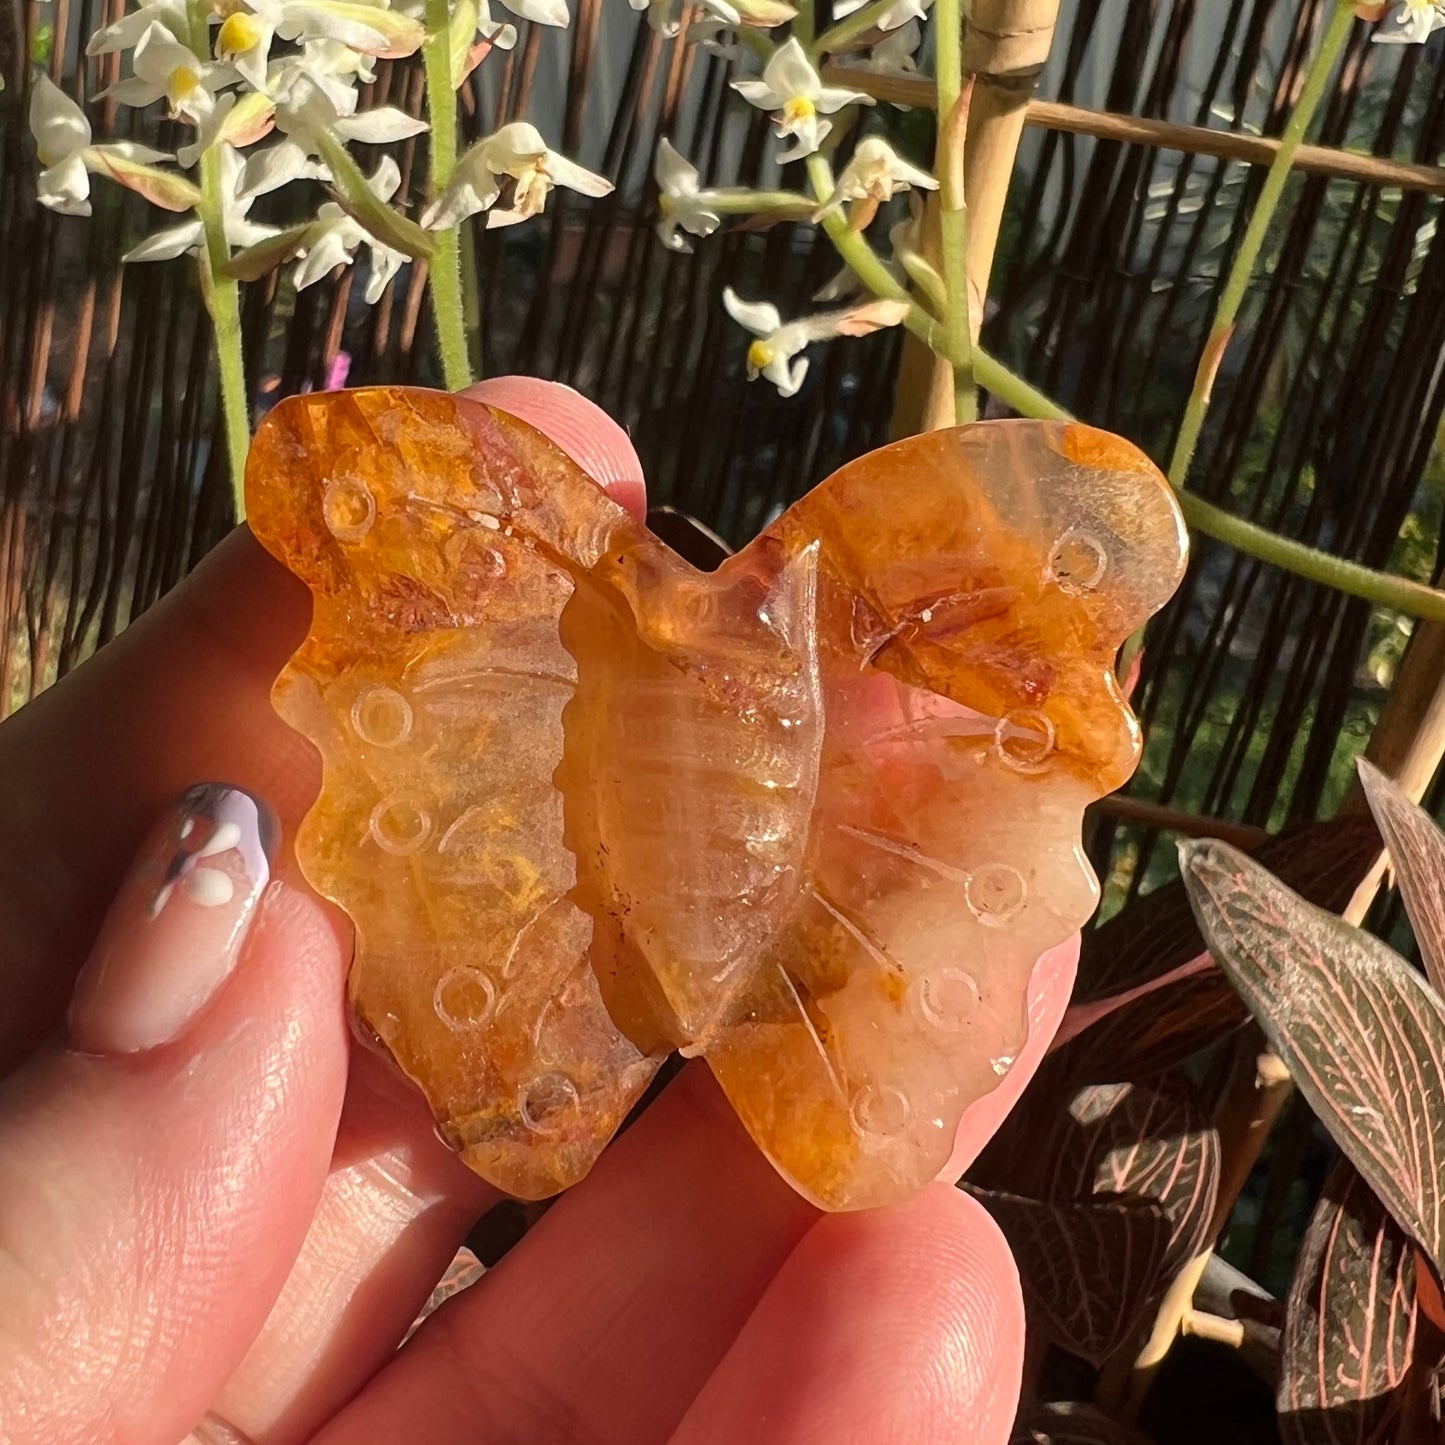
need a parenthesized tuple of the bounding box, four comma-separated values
(322, 473, 377, 543)
(1049, 527, 1108, 595)
(993, 709, 1056, 772)
(369, 794, 433, 855)
(965, 864, 1027, 925)
(917, 968, 981, 1031)
(518, 1072, 581, 1134)
(434, 966, 498, 1032)
(351, 686, 414, 747)
(850, 1083, 912, 1136)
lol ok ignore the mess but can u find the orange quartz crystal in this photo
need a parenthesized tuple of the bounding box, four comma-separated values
(246, 387, 1187, 1210)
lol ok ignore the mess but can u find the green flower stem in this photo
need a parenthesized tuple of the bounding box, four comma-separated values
(185, 0, 249, 516)
(312, 130, 434, 259)
(811, 0, 904, 57)
(932, 0, 974, 424)
(706, 189, 816, 214)
(196, 176, 251, 519)
(804, 151, 947, 354)
(976, 348, 1445, 623)
(1168, 0, 1356, 489)
(793, 0, 814, 47)
(422, 0, 473, 391)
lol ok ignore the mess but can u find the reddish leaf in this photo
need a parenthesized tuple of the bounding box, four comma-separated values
(1011, 1402, 1153, 1444)
(1056, 967, 1246, 1081)
(1056, 816, 1381, 1079)
(971, 1073, 1220, 1362)
(1182, 840, 1445, 1279)
(1358, 759, 1445, 999)
(1279, 1158, 1417, 1445)
(969, 1186, 1171, 1365)
(976, 1073, 1220, 1276)
(1079, 815, 1381, 1004)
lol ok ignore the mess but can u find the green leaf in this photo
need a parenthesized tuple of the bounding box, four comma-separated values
(1182, 840, 1445, 1279)
(449, 0, 478, 85)
(1279, 1158, 1417, 1445)
(222, 224, 312, 281)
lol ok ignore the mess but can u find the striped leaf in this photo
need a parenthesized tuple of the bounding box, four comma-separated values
(1182, 840, 1445, 1279)
(1078, 816, 1381, 1004)
(971, 1074, 1219, 1362)
(1057, 816, 1381, 1079)
(1056, 967, 1246, 1081)
(1279, 1158, 1417, 1445)
(1358, 758, 1445, 998)
(969, 1187, 1171, 1365)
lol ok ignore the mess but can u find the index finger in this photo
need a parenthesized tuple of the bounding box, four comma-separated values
(0, 379, 646, 1072)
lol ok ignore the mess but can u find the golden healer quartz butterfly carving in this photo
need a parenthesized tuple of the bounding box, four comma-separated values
(246, 386, 1188, 1211)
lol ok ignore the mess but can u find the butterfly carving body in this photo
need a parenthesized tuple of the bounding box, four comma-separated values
(247, 387, 1187, 1210)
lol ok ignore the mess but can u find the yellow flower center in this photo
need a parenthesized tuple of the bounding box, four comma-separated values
(218, 12, 263, 54)
(166, 65, 202, 107)
(782, 95, 816, 126)
(747, 340, 774, 372)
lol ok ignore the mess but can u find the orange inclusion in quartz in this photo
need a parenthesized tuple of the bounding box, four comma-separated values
(246, 387, 1187, 1210)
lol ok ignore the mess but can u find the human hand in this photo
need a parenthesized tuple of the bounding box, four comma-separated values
(0, 379, 1078, 1445)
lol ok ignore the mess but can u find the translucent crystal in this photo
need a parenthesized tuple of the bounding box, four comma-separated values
(246, 387, 1187, 1210)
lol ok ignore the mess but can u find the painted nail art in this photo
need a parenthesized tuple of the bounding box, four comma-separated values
(68, 785, 279, 1055)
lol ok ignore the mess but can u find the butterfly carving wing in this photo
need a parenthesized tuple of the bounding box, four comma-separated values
(701, 422, 1189, 1210)
(246, 386, 663, 1200)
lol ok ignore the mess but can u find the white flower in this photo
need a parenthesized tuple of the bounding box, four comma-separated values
(248, 0, 426, 57)
(1373, 0, 1445, 42)
(831, 0, 928, 28)
(654, 138, 721, 250)
(214, 6, 275, 90)
(722, 288, 907, 396)
(632, 0, 737, 35)
(421, 121, 611, 230)
(292, 156, 408, 302)
(247, 65, 424, 198)
(238, 138, 329, 198)
(274, 72, 427, 161)
(123, 144, 277, 260)
(268, 38, 375, 116)
(847, 17, 920, 79)
(494, 0, 569, 24)
(105, 22, 236, 124)
(814, 136, 935, 218)
(87, 0, 193, 57)
(29, 72, 171, 216)
(731, 37, 872, 163)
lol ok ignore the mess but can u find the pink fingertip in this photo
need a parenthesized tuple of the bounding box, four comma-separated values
(939, 933, 1081, 1182)
(462, 377, 647, 521)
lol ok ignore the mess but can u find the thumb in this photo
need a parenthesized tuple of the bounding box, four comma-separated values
(0, 786, 349, 1445)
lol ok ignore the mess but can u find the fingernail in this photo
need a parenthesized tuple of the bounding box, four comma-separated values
(69, 785, 279, 1054)
(185, 1412, 259, 1445)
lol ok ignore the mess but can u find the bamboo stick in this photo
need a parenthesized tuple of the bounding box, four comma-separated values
(888, 0, 1060, 437)
(826, 68, 1445, 196)
(1088, 795, 1269, 849)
